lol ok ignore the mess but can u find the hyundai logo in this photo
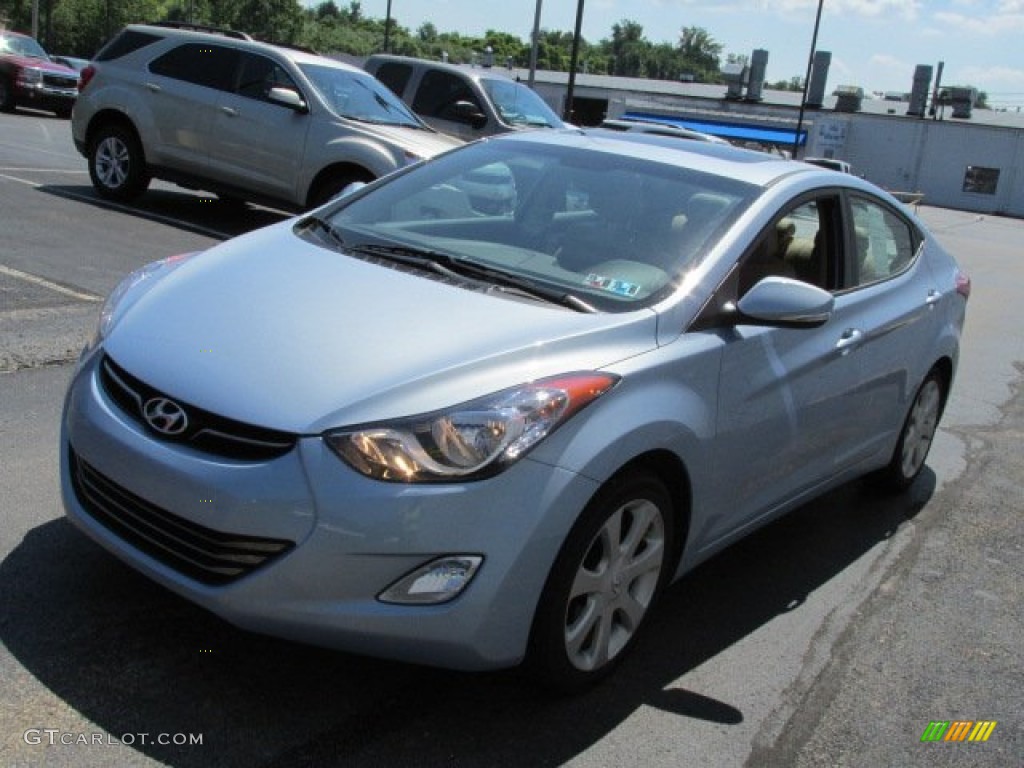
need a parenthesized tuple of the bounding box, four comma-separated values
(143, 397, 189, 436)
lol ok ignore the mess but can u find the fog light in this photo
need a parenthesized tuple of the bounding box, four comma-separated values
(378, 556, 483, 605)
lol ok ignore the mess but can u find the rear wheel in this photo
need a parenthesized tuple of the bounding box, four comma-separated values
(89, 124, 150, 202)
(528, 470, 674, 692)
(877, 370, 946, 491)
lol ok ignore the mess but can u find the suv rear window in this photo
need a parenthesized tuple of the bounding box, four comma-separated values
(95, 30, 163, 62)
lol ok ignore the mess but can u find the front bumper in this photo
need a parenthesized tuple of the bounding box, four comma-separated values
(60, 351, 598, 670)
(16, 80, 76, 113)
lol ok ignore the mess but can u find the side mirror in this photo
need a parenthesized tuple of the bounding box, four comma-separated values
(452, 100, 488, 130)
(267, 86, 308, 113)
(733, 276, 834, 328)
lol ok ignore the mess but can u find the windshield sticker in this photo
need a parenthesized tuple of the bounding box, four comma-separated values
(585, 274, 640, 297)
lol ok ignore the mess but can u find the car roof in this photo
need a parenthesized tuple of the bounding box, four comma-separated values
(367, 53, 518, 83)
(123, 23, 362, 72)
(495, 128, 831, 189)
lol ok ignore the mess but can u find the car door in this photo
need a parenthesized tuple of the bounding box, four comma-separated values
(701, 192, 871, 544)
(824, 192, 940, 460)
(206, 51, 309, 202)
(145, 42, 238, 174)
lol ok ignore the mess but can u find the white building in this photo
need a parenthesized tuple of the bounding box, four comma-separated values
(519, 68, 1024, 217)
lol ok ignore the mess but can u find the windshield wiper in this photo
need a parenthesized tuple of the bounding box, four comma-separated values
(296, 215, 347, 248)
(348, 243, 596, 313)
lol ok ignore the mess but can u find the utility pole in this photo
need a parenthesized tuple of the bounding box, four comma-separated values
(563, 0, 584, 123)
(792, 0, 824, 159)
(383, 0, 392, 53)
(528, 0, 542, 88)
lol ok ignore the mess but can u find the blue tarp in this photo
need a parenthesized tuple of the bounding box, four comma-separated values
(623, 111, 807, 146)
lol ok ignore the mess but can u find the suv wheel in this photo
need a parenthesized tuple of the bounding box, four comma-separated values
(0, 77, 15, 112)
(89, 124, 150, 202)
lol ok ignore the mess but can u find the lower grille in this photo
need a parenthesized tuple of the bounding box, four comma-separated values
(70, 448, 294, 586)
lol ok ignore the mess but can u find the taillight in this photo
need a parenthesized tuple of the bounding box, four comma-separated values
(955, 269, 971, 299)
(78, 64, 96, 92)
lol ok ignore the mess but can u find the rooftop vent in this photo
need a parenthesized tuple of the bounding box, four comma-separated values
(806, 50, 831, 108)
(834, 85, 863, 113)
(746, 49, 769, 101)
(721, 62, 748, 100)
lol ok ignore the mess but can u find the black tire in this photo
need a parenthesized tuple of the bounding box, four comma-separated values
(527, 469, 675, 693)
(876, 370, 946, 492)
(88, 123, 150, 202)
(307, 169, 373, 208)
(0, 77, 15, 112)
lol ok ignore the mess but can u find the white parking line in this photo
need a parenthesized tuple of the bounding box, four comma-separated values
(0, 167, 89, 173)
(0, 264, 102, 302)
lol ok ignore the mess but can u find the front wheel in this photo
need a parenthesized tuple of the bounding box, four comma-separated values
(0, 77, 15, 112)
(877, 370, 946, 492)
(88, 124, 150, 202)
(527, 470, 674, 692)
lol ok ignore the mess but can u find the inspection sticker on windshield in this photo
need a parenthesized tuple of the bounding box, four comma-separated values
(585, 274, 640, 297)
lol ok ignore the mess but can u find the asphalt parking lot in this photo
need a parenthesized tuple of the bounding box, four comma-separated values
(1, 109, 1021, 767)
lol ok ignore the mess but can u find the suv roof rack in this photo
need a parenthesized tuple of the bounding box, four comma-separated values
(148, 21, 252, 41)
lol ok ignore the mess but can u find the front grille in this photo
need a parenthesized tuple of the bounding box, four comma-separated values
(43, 72, 78, 89)
(99, 355, 296, 461)
(70, 448, 295, 585)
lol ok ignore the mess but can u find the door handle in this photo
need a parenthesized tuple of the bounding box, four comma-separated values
(925, 289, 941, 307)
(220, 106, 238, 117)
(835, 328, 863, 354)
(144, 82, 161, 93)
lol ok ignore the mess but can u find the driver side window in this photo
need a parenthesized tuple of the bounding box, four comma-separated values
(738, 196, 837, 295)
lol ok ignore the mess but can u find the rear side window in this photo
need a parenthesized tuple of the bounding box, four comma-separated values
(374, 62, 412, 97)
(149, 43, 240, 91)
(95, 30, 163, 62)
(847, 196, 919, 287)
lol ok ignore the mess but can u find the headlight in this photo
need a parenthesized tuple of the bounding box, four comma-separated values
(96, 252, 198, 341)
(19, 67, 43, 86)
(325, 373, 619, 482)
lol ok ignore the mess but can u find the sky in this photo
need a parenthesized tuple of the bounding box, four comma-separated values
(336, 1, 1024, 109)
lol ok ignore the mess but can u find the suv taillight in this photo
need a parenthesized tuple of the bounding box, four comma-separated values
(78, 65, 96, 92)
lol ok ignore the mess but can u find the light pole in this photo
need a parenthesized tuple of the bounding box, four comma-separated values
(528, 0, 542, 88)
(563, 0, 584, 122)
(792, 0, 824, 159)
(383, 0, 392, 53)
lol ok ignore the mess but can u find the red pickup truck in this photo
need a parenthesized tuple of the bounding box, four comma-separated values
(0, 30, 79, 117)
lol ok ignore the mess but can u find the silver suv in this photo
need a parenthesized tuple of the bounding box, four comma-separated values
(364, 54, 565, 141)
(72, 23, 461, 209)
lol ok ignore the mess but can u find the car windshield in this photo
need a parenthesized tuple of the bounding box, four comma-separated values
(482, 78, 563, 128)
(322, 138, 757, 312)
(299, 63, 424, 128)
(1, 34, 48, 59)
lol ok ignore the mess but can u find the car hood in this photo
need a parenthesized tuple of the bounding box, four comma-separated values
(103, 222, 659, 433)
(4, 53, 77, 75)
(339, 120, 464, 157)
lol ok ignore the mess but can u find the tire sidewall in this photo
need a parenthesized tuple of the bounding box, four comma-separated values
(89, 125, 148, 201)
(883, 370, 946, 491)
(527, 469, 675, 692)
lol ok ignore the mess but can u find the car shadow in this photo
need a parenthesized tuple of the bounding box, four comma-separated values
(39, 184, 292, 240)
(0, 471, 935, 767)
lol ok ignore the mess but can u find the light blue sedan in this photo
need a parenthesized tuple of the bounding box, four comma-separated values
(60, 130, 969, 690)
